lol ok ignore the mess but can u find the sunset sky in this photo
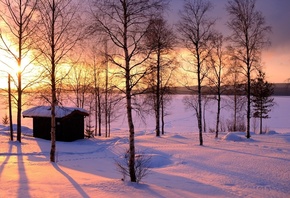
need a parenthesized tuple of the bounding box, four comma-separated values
(0, 0, 289, 88)
(168, 0, 290, 83)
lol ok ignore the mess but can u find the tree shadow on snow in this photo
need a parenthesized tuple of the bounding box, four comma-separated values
(16, 142, 32, 198)
(0, 141, 13, 178)
(52, 163, 90, 198)
(208, 144, 290, 163)
(142, 170, 231, 197)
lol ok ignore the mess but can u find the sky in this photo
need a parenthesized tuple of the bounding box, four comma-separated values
(0, 0, 288, 87)
(168, 0, 290, 83)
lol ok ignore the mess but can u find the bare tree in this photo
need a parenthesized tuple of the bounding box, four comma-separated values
(99, 38, 116, 138)
(84, 43, 104, 137)
(183, 94, 212, 133)
(202, 95, 212, 133)
(207, 33, 228, 137)
(105, 92, 122, 138)
(67, 63, 93, 109)
(226, 0, 271, 138)
(178, 0, 216, 145)
(90, 0, 167, 182)
(144, 17, 176, 137)
(92, 57, 103, 137)
(0, 0, 39, 142)
(36, 0, 84, 162)
(86, 39, 121, 138)
(225, 58, 247, 132)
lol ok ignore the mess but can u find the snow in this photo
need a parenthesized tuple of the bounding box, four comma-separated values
(1, 96, 290, 197)
(22, 106, 89, 118)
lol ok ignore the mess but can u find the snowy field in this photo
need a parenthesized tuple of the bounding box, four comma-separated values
(0, 95, 290, 198)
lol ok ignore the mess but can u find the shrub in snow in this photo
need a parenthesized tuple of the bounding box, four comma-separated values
(115, 149, 151, 183)
(2, 115, 9, 125)
(85, 117, 94, 138)
(226, 117, 246, 132)
(85, 125, 94, 138)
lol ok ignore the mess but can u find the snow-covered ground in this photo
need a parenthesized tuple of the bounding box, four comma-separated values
(0, 96, 290, 197)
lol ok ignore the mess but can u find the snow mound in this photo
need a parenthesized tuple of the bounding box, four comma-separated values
(148, 154, 172, 168)
(0, 125, 32, 136)
(22, 126, 33, 136)
(1, 125, 15, 131)
(222, 133, 245, 142)
(266, 130, 278, 135)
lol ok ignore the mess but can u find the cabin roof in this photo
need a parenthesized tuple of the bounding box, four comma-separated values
(22, 106, 89, 118)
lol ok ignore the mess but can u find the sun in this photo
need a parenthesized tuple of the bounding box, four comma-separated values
(0, 36, 36, 89)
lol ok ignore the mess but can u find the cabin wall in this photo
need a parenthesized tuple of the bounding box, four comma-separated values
(60, 114, 85, 141)
(32, 115, 85, 141)
(33, 117, 51, 140)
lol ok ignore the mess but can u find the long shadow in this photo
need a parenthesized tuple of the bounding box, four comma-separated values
(54, 138, 122, 178)
(207, 144, 290, 162)
(52, 163, 90, 198)
(146, 170, 230, 197)
(17, 142, 31, 198)
(0, 142, 13, 176)
(33, 138, 50, 161)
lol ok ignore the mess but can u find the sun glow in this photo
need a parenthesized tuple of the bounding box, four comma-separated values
(0, 36, 36, 89)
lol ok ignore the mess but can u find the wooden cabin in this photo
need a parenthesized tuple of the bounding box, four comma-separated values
(23, 106, 89, 142)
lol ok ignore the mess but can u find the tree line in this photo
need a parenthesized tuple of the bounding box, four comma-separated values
(0, 0, 274, 183)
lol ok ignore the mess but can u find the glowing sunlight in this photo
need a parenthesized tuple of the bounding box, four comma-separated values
(0, 36, 36, 89)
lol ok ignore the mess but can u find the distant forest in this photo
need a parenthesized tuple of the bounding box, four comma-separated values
(170, 83, 290, 96)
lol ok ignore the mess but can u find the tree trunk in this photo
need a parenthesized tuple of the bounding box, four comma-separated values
(105, 40, 108, 138)
(246, 68, 251, 138)
(50, 102, 56, 162)
(94, 80, 98, 137)
(197, 58, 203, 145)
(155, 50, 161, 137)
(50, 68, 57, 162)
(233, 90, 237, 131)
(126, 74, 136, 182)
(17, 20, 23, 143)
(161, 95, 165, 135)
(259, 101, 263, 134)
(215, 93, 221, 138)
(8, 74, 13, 141)
(259, 115, 263, 134)
(50, 0, 56, 162)
(203, 102, 206, 133)
(98, 87, 101, 136)
(108, 112, 111, 137)
(17, 71, 22, 142)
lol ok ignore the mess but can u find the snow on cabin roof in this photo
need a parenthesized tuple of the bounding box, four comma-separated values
(22, 106, 89, 118)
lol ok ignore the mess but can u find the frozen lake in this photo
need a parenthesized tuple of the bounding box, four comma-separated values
(2, 95, 288, 134)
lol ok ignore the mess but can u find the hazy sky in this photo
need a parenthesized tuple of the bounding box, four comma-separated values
(167, 0, 290, 83)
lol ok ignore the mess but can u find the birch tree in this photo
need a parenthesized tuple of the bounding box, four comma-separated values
(90, 0, 167, 182)
(144, 17, 176, 137)
(0, 0, 39, 142)
(207, 33, 227, 137)
(36, 0, 84, 162)
(226, 0, 271, 138)
(225, 59, 247, 132)
(178, 0, 215, 145)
